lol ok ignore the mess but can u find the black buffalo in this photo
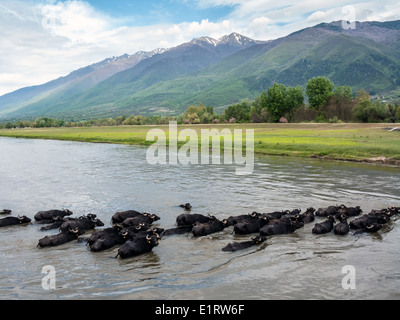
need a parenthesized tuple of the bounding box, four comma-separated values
(333, 214, 349, 235)
(233, 216, 269, 235)
(116, 233, 161, 259)
(337, 205, 362, 217)
(119, 225, 164, 241)
(299, 207, 316, 224)
(354, 223, 383, 234)
(315, 206, 339, 217)
(34, 209, 73, 223)
(88, 224, 162, 252)
(176, 213, 211, 227)
(0, 215, 31, 227)
(161, 225, 194, 236)
(192, 216, 227, 237)
(59, 214, 104, 234)
(90, 234, 125, 252)
(39, 216, 68, 231)
(224, 212, 260, 227)
(387, 206, 400, 215)
(121, 213, 160, 228)
(87, 224, 124, 247)
(111, 210, 144, 225)
(37, 227, 83, 248)
(222, 235, 267, 252)
(349, 213, 390, 230)
(261, 211, 284, 220)
(0, 209, 12, 215)
(260, 218, 303, 236)
(312, 216, 335, 234)
(89, 230, 126, 252)
(179, 203, 192, 210)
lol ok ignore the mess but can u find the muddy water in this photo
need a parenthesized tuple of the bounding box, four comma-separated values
(0, 137, 399, 300)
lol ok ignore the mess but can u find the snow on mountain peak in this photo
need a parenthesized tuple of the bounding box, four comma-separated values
(189, 32, 255, 48)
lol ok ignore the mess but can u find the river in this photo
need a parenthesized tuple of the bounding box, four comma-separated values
(0, 137, 399, 300)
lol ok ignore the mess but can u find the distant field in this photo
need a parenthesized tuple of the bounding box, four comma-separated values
(1, 123, 400, 166)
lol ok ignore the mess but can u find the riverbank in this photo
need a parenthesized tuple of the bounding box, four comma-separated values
(1, 123, 399, 166)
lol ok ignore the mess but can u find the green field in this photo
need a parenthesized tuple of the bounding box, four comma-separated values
(1, 123, 400, 166)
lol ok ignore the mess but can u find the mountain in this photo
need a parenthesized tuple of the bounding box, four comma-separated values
(1, 22, 400, 121)
(0, 32, 261, 120)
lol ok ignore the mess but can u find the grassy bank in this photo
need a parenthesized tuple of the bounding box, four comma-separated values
(1, 123, 399, 166)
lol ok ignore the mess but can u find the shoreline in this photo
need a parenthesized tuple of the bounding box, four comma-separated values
(1, 123, 399, 168)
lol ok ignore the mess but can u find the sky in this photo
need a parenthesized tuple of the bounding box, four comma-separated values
(0, 0, 399, 96)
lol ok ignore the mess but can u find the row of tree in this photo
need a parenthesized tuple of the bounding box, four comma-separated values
(1, 77, 399, 129)
(219, 77, 399, 124)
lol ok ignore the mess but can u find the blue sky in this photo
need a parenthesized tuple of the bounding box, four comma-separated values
(84, 0, 236, 26)
(0, 0, 399, 95)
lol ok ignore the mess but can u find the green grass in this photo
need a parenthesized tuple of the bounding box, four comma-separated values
(1, 123, 400, 165)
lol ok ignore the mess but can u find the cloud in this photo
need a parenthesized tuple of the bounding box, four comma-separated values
(0, 0, 399, 96)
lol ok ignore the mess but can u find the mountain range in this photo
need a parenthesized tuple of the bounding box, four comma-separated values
(1, 19, 400, 121)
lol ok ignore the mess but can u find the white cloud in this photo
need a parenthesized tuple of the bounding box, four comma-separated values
(0, 0, 399, 96)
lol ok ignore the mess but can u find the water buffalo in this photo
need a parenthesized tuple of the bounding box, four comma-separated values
(233, 216, 269, 235)
(299, 207, 316, 224)
(0, 215, 31, 227)
(89, 231, 126, 252)
(87, 224, 124, 247)
(224, 212, 260, 227)
(315, 206, 339, 217)
(88, 224, 162, 252)
(222, 235, 267, 252)
(119, 225, 164, 241)
(37, 227, 83, 248)
(121, 213, 160, 228)
(354, 223, 383, 234)
(192, 216, 228, 237)
(161, 225, 194, 236)
(34, 209, 73, 223)
(0, 209, 12, 215)
(40, 216, 68, 231)
(59, 214, 104, 234)
(387, 206, 400, 215)
(176, 213, 211, 227)
(284, 209, 302, 218)
(349, 213, 390, 230)
(312, 216, 335, 234)
(111, 210, 143, 225)
(333, 214, 350, 235)
(337, 205, 362, 217)
(179, 203, 192, 210)
(261, 211, 284, 220)
(115, 233, 161, 259)
(260, 218, 303, 236)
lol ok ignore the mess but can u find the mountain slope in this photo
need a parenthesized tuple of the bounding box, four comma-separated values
(1, 21, 400, 120)
(0, 50, 166, 118)
(0, 33, 261, 120)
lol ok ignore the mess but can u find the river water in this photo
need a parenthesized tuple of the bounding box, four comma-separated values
(0, 137, 399, 300)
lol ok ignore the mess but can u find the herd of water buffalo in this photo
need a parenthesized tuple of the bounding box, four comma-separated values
(0, 203, 399, 259)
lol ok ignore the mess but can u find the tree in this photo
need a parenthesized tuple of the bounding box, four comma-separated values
(286, 86, 304, 121)
(333, 85, 353, 120)
(306, 77, 334, 110)
(261, 83, 304, 122)
(386, 102, 399, 123)
(4, 122, 13, 129)
(223, 100, 251, 122)
(353, 100, 386, 123)
(263, 83, 287, 122)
